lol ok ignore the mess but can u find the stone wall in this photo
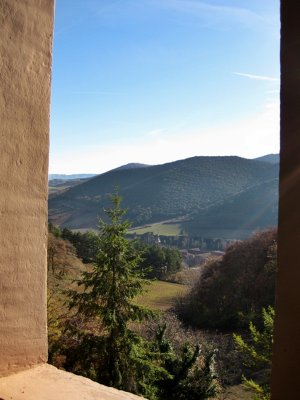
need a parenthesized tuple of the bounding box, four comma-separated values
(0, 0, 54, 375)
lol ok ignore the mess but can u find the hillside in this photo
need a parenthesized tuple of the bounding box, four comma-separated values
(183, 178, 278, 238)
(48, 156, 278, 238)
(49, 165, 150, 196)
(112, 162, 150, 171)
(49, 163, 149, 181)
(254, 153, 279, 164)
(49, 178, 90, 197)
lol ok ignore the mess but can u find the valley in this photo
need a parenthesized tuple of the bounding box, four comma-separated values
(47, 154, 278, 399)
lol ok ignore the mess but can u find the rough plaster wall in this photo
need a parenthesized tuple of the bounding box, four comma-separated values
(271, 1, 300, 398)
(0, 0, 54, 375)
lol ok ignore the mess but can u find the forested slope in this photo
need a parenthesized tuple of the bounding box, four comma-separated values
(49, 156, 278, 237)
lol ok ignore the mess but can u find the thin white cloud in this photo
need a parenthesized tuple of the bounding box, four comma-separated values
(147, 0, 265, 26)
(88, 0, 267, 29)
(234, 72, 279, 82)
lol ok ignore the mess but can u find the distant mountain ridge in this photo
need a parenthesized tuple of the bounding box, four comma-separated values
(253, 153, 279, 164)
(49, 164, 150, 181)
(49, 155, 279, 180)
(49, 174, 97, 180)
(112, 163, 151, 171)
(49, 155, 278, 238)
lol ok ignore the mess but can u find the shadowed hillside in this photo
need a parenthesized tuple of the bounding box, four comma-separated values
(254, 154, 279, 164)
(183, 178, 278, 237)
(49, 156, 278, 237)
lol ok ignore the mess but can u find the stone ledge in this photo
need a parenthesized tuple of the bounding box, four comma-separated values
(0, 363, 144, 400)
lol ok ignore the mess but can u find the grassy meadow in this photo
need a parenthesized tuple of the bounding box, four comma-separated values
(135, 280, 188, 311)
(128, 222, 182, 236)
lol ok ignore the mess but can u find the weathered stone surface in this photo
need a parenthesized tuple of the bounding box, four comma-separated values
(0, 0, 54, 375)
(0, 364, 145, 400)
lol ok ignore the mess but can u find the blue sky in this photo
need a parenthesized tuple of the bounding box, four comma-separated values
(49, 0, 280, 173)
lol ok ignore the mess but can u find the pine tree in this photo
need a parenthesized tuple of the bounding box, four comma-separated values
(68, 193, 155, 392)
(233, 306, 274, 400)
(67, 193, 219, 399)
(153, 324, 219, 400)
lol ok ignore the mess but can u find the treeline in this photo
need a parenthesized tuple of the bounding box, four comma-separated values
(127, 231, 235, 251)
(48, 223, 183, 280)
(176, 229, 277, 330)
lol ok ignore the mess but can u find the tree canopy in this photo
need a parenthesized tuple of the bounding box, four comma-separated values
(176, 229, 277, 330)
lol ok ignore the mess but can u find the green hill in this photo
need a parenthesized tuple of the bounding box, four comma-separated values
(48, 156, 278, 238)
(254, 153, 279, 164)
(182, 178, 278, 238)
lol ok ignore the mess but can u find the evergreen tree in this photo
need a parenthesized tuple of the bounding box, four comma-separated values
(153, 324, 219, 400)
(68, 194, 157, 393)
(66, 194, 219, 399)
(233, 306, 274, 400)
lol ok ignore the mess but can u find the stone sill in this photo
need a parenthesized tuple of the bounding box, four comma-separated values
(0, 364, 144, 400)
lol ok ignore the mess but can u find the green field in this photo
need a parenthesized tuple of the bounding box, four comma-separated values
(129, 222, 182, 236)
(71, 225, 179, 236)
(135, 280, 188, 311)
